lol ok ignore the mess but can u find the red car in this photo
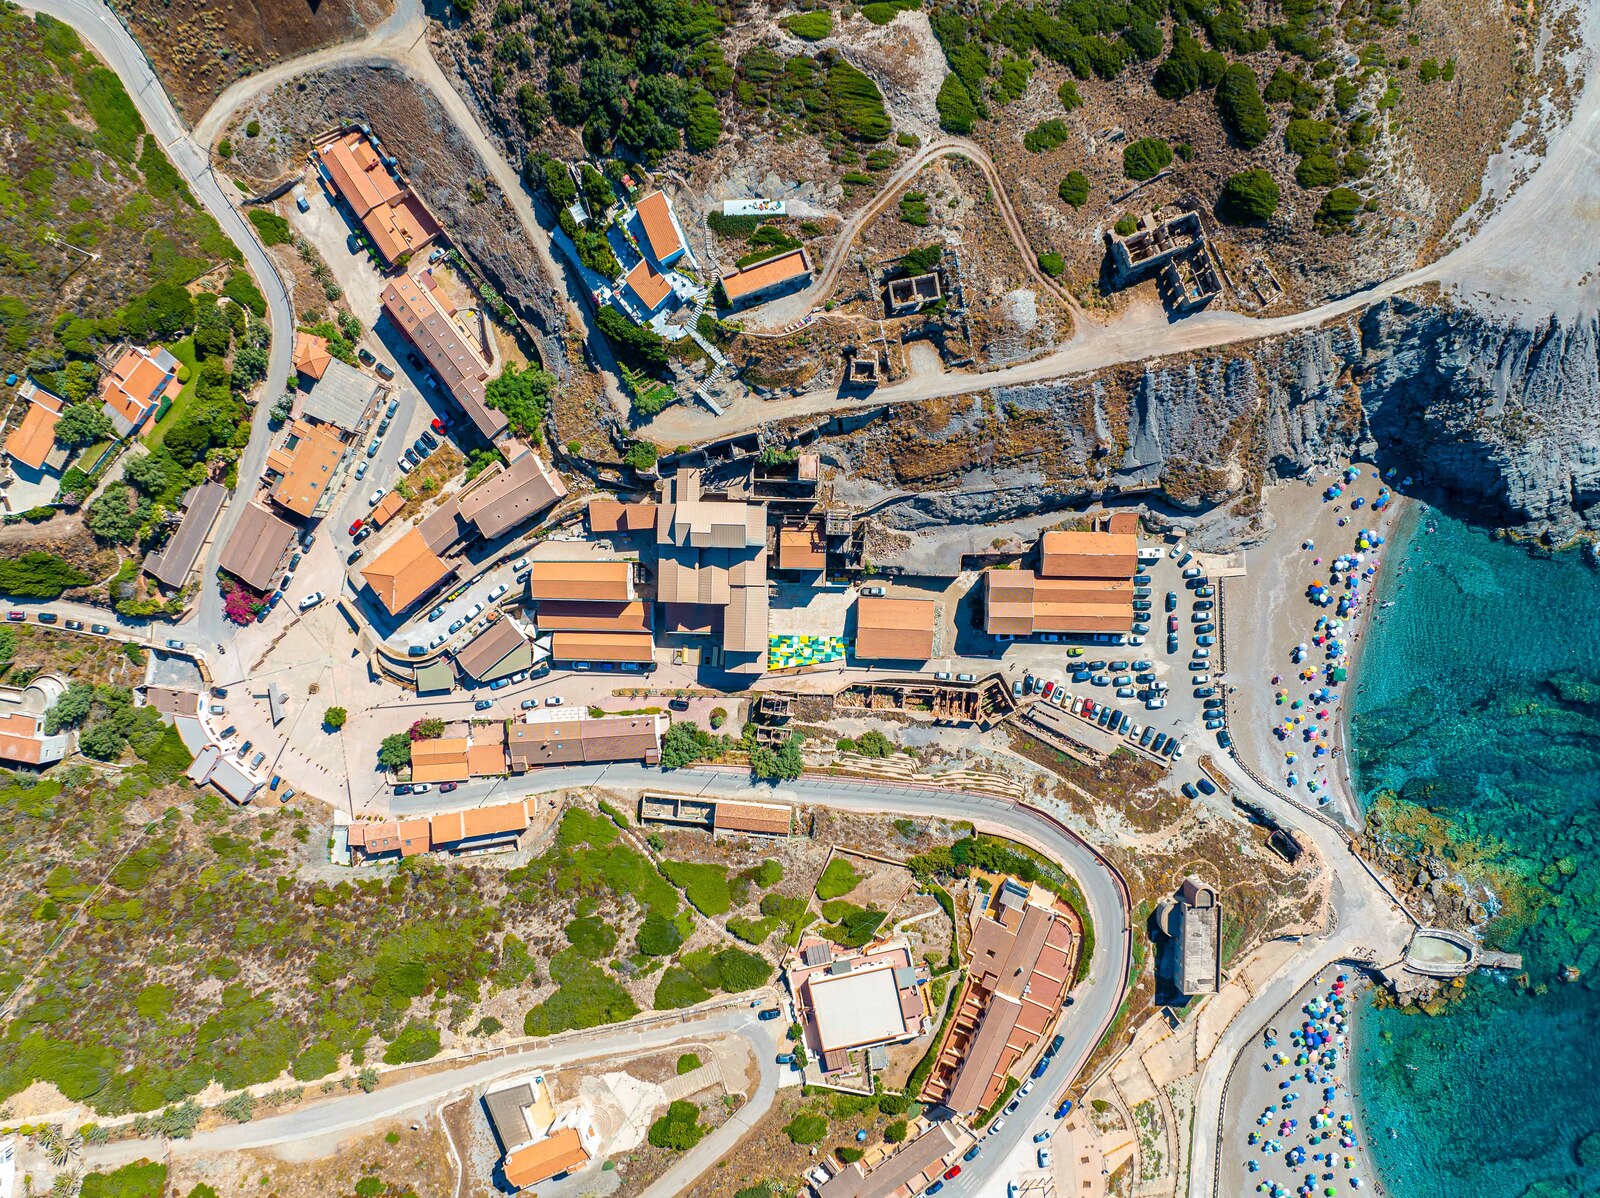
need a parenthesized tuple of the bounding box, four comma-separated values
(1167, 615, 1179, 633)
(439, 781, 458, 793)
(1041, 681, 1055, 699)
(348, 518, 365, 536)
(944, 1166, 962, 1181)
(5, 611, 21, 622)
(431, 416, 447, 434)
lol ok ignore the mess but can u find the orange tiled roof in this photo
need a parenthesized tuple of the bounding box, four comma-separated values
(318, 132, 404, 217)
(635, 190, 683, 262)
(625, 258, 672, 310)
(5, 397, 62, 470)
(293, 332, 333, 380)
(360, 528, 453, 614)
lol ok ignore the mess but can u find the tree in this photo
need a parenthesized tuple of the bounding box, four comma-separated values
(935, 74, 978, 134)
(79, 721, 128, 760)
(45, 682, 94, 734)
(86, 483, 151, 545)
(485, 363, 555, 443)
(55, 404, 113, 448)
(595, 307, 669, 372)
(411, 716, 445, 740)
(1216, 64, 1270, 148)
(636, 911, 683, 956)
(648, 1100, 708, 1150)
(1315, 187, 1362, 231)
(323, 707, 347, 730)
(378, 733, 412, 769)
(1037, 251, 1065, 278)
(884, 1118, 909, 1143)
(685, 88, 722, 151)
(1058, 171, 1090, 208)
(1122, 138, 1172, 181)
(1218, 169, 1280, 223)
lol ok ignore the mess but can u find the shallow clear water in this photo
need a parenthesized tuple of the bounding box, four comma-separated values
(1347, 506, 1600, 1198)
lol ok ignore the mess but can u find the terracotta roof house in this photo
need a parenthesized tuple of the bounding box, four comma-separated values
(776, 522, 827, 572)
(369, 489, 406, 528)
(624, 258, 673, 313)
(410, 736, 471, 783)
(586, 499, 658, 535)
(712, 800, 792, 836)
(360, 527, 454, 615)
(468, 722, 508, 775)
(0, 710, 69, 766)
(533, 600, 650, 633)
(454, 619, 533, 683)
(293, 332, 333, 381)
(1039, 530, 1138, 579)
(634, 190, 686, 266)
(218, 501, 298, 591)
(816, 1123, 966, 1198)
(506, 715, 662, 770)
(4, 383, 63, 473)
(983, 571, 1133, 637)
(526, 560, 634, 603)
(548, 631, 655, 665)
(1107, 511, 1140, 535)
(719, 248, 811, 309)
(101, 345, 181, 437)
(456, 451, 566, 541)
(504, 1128, 591, 1190)
(363, 191, 441, 266)
(143, 482, 228, 590)
(266, 419, 346, 519)
(429, 800, 530, 852)
(380, 273, 505, 441)
(854, 596, 936, 661)
(347, 817, 431, 862)
(316, 132, 404, 216)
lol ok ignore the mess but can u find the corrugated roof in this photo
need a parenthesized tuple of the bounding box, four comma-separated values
(534, 600, 650, 633)
(381, 274, 505, 441)
(776, 523, 827, 571)
(143, 481, 227, 590)
(720, 248, 811, 303)
(854, 596, 936, 661)
(361, 528, 453, 614)
(453, 619, 528, 681)
(302, 357, 380, 432)
(1039, 530, 1138, 579)
(506, 715, 660, 769)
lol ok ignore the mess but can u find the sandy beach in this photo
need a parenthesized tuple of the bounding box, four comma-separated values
(1217, 968, 1385, 1198)
(1227, 464, 1410, 829)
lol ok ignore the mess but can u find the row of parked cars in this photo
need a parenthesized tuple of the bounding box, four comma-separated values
(7, 611, 112, 635)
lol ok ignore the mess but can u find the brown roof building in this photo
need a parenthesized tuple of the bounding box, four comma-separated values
(720, 248, 812, 309)
(506, 715, 662, 770)
(503, 1128, 590, 1190)
(142, 481, 227, 590)
(315, 133, 440, 266)
(816, 1123, 967, 1198)
(983, 571, 1133, 637)
(586, 499, 658, 535)
(348, 817, 431, 862)
(0, 711, 69, 766)
(219, 501, 298, 591)
(548, 631, 655, 665)
(266, 419, 346, 519)
(369, 488, 406, 528)
(776, 522, 827, 572)
(453, 618, 533, 683)
(712, 800, 792, 836)
(468, 722, 508, 776)
(381, 273, 505, 441)
(363, 191, 441, 266)
(922, 880, 1075, 1114)
(624, 258, 673, 312)
(634, 190, 685, 265)
(429, 800, 531, 848)
(1039, 530, 1139, 579)
(361, 528, 454, 615)
(527, 560, 634, 603)
(456, 450, 566, 541)
(1107, 511, 1140, 536)
(854, 596, 936, 661)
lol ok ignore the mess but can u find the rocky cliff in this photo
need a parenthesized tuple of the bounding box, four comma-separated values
(817, 292, 1600, 547)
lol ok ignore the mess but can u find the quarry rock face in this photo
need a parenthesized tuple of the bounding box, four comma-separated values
(849, 293, 1600, 544)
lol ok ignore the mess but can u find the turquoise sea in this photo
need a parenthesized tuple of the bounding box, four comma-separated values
(1346, 505, 1600, 1198)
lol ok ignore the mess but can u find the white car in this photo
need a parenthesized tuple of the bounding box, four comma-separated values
(429, 633, 446, 649)
(1193, 673, 1210, 685)
(298, 592, 323, 610)
(1129, 634, 1146, 646)
(412, 783, 432, 793)
(1193, 646, 1211, 658)
(487, 583, 508, 601)
(545, 695, 563, 706)
(989, 1118, 1005, 1136)
(396, 457, 413, 473)
(1038, 1148, 1052, 1168)
(1171, 741, 1186, 759)
(1146, 697, 1167, 709)
(464, 602, 484, 620)
(354, 460, 368, 481)
(511, 557, 529, 572)
(1019, 1080, 1034, 1096)
(368, 488, 386, 506)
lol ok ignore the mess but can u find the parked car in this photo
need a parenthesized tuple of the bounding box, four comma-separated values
(1132, 599, 1151, 612)
(1140, 725, 1156, 747)
(91, 623, 110, 635)
(386, 399, 400, 418)
(1168, 615, 1179, 633)
(251, 751, 266, 768)
(1195, 686, 1216, 698)
(1196, 584, 1215, 598)
(1193, 646, 1211, 658)
(1117, 686, 1135, 698)
(298, 592, 324, 610)
(419, 430, 439, 451)
(7, 611, 24, 622)
(464, 602, 484, 620)
(378, 417, 391, 436)
(1034, 1130, 1052, 1143)
(1182, 782, 1199, 799)
(413, 437, 432, 459)
(428, 605, 446, 622)
(669, 697, 691, 711)
(358, 347, 376, 366)
(943, 1166, 962, 1181)
(354, 460, 369, 481)
(1195, 622, 1216, 635)
(963, 1145, 982, 1162)
(1037, 1149, 1052, 1168)
(1152, 733, 1168, 753)
(1196, 776, 1217, 795)
(349, 519, 365, 536)
(1192, 673, 1210, 685)
(490, 677, 511, 690)
(35, 612, 56, 624)
(1012, 679, 1025, 699)
(1197, 634, 1217, 646)
(63, 619, 82, 632)
(404, 448, 421, 467)
(394, 783, 413, 795)
(1145, 697, 1167, 709)
(1177, 551, 1193, 567)
(487, 583, 508, 601)
(1055, 1100, 1074, 1119)
(374, 360, 395, 380)
(956, 672, 975, 682)
(511, 557, 530, 573)
(353, 526, 371, 544)
(989, 1119, 1005, 1136)
(396, 456, 413, 474)
(474, 699, 493, 710)
(1203, 697, 1225, 710)
(431, 416, 447, 434)
(1218, 729, 1233, 749)
(757, 1007, 782, 1021)
(412, 783, 432, 793)
(1195, 599, 1214, 611)
(1182, 566, 1202, 579)
(439, 782, 458, 793)
(448, 617, 465, 634)
(775, 1053, 795, 1065)
(1110, 660, 1129, 672)
(861, 585, 886, 597)
(1165, 591, 1178, 611)
(1041, 681, 1055, 699)
(368, 488, 386, 506)
(165, 638, 185, 650)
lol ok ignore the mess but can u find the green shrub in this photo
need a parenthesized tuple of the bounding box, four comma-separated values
(784, 1111, 829, 1144)
(1037, 251, 1065, 278)
(825, 59, 892, 141)
(524, 950, 640, 1035)
(1295, 154, 1340, 188)
(660, 860, 732, 916)
(655, 966, 711, 1009)
(898, 191, 930, 225)
(1218, 169, 1280, 222)
(247, 209, 290, 246)
(884, 1118, 909, 1142)
(323, 706, 347, 730)
(245, 119, 261, 137)
(935, 74, 978, 134)
(780, 10, 832, 39)
(0, 552, 89, 598)
(636, 911, 685, 956)
(1315, 187, 1362, 231)
(649, 1099, 708, 1150)
(1121, 137, 1172, 181)
(677, 1052, 703, 1074)
(1058, 171, 1089, 208)
(1022, 118, 1070, 153)
(1057, 80, 1082, 111)
(1114, 214, 1138, 237)
(1216, 64, 1270, 148)
(565, 915, 619, 955)
(291, 1042, 340, 1081)
(838, 1146, 864, 1163)
(82, 1161, 168, 1198)
(816, 856, 861, 900)
(382, 1020, 440, 1065)
(1284, 118, 1335, 157)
